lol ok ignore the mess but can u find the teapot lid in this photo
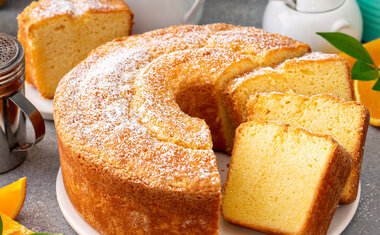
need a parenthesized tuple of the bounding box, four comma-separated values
(296, 0, 345, 13)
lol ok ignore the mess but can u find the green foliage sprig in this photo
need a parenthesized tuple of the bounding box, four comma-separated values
(317, 32, 380, 91)
(0, 216, 3, 235)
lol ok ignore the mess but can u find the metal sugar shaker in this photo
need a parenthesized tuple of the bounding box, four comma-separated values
(0, 32, 45, 173)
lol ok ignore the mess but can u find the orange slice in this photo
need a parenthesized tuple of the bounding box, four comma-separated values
(0, 177, 27, 219)
(340, 38, 380, 127)
(0, 212, 34, 235)
(354, 79, 380, 126)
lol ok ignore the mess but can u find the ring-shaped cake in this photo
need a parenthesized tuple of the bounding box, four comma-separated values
(54, 24, 354, 234)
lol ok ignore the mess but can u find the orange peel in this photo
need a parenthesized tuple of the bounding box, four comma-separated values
(0, 177, 27, 219)
(0, 212, 33, 235)
(340, 38, 380, 127)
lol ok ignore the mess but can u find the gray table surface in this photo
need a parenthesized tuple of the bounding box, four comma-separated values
(0, 0, 379, 234)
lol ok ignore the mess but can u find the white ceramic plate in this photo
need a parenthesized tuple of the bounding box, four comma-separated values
(56, 152, 360, 235)
(25, 82, 54, 120)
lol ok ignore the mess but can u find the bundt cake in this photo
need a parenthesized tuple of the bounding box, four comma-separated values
(131, 49, 256, 151)
(246, 92, 369, 204)
(223, 52, 354, 128)
(221, 120, 352, 235)
(17, 0, 133, 99)
(53, 24, 355, 234)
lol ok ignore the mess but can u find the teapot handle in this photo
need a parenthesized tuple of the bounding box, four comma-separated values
(9, 92, 45, 152)
(331, 19, 355, 36)
(183, 0, 205, 24)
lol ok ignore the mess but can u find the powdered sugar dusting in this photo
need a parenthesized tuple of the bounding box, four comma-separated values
(226, 67, 272, 91)
(55, 47, 149, 156)
(207, 27, 304, 56)
(30, 0, 124, 19)
(54, 42, 219, 191)
(54, 24, 311, 191)
(290, 52, 339, 62)
(132, 48, 247, 150)
(227, 52, 340, 91)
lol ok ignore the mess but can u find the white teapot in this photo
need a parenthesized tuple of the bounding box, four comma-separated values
(263, 0, 363, 52)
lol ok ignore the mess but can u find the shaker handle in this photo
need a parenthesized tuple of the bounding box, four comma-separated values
(183, 0, 205, 24)
(8, 92, 45, 152)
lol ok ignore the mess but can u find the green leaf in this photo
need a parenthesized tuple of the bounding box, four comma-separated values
(317, 32, 375, 65)
(351, 60, 379, 81)
(373, 78, 380, 92)
(0, 216, 3, 235)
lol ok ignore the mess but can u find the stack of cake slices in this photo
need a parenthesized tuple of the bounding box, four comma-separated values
(221, 89, 369, 234)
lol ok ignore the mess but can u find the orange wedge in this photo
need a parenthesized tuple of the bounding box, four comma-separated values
(0, 212, 34, 235)
(340, 38, 380, 126)
(354, 79, 380, 126)
(0, 177, 27, 219)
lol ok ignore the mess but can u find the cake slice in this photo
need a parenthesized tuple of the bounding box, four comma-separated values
(222, 121, 352, 235)
(17, 0, 133, 99)
(222, 52, 354, 128)
(246, 92, 369, 204)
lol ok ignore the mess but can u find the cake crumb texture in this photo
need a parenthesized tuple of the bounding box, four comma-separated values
(246, 92, 369, 204)
(222, 121, 352, 235)
(223, 52, 354, 127)
(17, 0, 133, 98)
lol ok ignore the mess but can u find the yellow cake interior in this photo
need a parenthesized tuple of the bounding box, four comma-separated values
(223, 53, 354, 127)
(222, 121, 347, 234)
(246, 92, 369, 204)
(18, 5, 132, 98)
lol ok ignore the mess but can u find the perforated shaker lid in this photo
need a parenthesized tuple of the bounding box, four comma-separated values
(0, 33, 24, 89)
(0, 33, 20, 70)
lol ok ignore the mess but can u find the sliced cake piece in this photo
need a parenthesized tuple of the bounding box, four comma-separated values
(222, 121, 352, 235)
(222, 52, 354, 128)
(17, 0, 133, 99)
(246, 92, 369, 204)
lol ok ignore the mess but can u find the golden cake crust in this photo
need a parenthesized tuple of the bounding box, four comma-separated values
(54, 24, 311, 234)
(58, 135, 221, 234)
